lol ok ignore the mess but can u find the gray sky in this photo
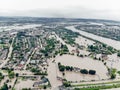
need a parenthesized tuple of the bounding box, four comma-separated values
(0, 0, 120, 20)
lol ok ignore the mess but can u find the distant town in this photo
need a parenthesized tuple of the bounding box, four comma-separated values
(0, 17, 120, 90)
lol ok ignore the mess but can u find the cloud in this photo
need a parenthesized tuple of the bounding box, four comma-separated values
(0, 0, 120, 20)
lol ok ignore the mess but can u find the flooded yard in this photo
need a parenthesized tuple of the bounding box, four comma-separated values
(15, 79, 35, 90)
(106, 54, 120, 71)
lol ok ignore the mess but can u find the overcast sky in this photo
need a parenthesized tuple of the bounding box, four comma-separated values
(0, 0, 120, 20)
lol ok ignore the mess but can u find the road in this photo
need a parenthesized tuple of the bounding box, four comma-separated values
(0, 37, 15, 69)
(23, 47, 37, 70)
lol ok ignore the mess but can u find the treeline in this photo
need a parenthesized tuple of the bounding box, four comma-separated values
(58, 62, 73, 72)
(80, 69, 96, 75)
(58, 62, 96, 75)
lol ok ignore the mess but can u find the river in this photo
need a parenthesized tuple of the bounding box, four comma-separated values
(66, 26, 120, 50)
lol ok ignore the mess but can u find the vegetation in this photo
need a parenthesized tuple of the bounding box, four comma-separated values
(117, 71, 120, 75)
(109, 68, 117, 79)
(58, 62, 73, 72)
(74, 83, 120, 90)
(76, 25, 120, 41)
(8, 70, 15, 79)
(31, 68, 47, 75)
(0, 83, 8, 90)
(63, 81, 71, 87)
(89, 70, 96, 75)
(0, 72, 4, 82)
(54, 28, 80, 46)
(88, 43, 116, 55)
(59, 44, 69, 55)
(58, 62, 96, 75)
(80, 69, 88, 74)
(22, 88, 31, 90)
(117, 51, 120, 57)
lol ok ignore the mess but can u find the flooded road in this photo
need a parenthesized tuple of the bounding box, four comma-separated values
(47, 59, 62, 90)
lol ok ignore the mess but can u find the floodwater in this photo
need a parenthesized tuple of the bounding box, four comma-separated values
(0, 24, 41, 32)
(107, 53, 120, 71)
(66, 26, 120, 50)
(47, 59, 62, 90)
(75, 36, 94, 48)
(55, 55, 109, 81)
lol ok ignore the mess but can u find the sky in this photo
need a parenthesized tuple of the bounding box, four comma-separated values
(0, 0, 120, 20)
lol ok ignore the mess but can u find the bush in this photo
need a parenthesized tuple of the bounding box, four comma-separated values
(111, 73, 116, 79)
(63, 82, 71, 87)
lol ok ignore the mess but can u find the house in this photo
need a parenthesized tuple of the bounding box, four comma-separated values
(33, 78, 48, 87)
(30, 60, 40, 64)
(101, 54, 108, 60)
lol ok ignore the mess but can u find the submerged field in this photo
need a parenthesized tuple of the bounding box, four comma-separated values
(55, 55, 109, 81)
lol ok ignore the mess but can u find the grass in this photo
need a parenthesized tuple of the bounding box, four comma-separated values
(74, 84, 120, 90)
(72, 80, 120, 87)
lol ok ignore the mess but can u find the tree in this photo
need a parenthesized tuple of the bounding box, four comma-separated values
(58, 62, 61, 66)
(117, 51, 120, 57)
(43, 85, 47, 89)
(0, 72, 4, 81)
(16, 73, 19, 77)
(8, 71, 15, 79)
(63, 82, 71, 87)
(70, 66, 73, 71)
(59, 65, 65, 72)
(80, 69, 88, 74)
(104, 62, 106, 65)
(62, 72, 65, 76)
(111, 73, 116, 79)
(65, 66, 70, 71)
(110, 68, 116, 79)
(0, 84, 8, 90)
(89, 70, 96, 75)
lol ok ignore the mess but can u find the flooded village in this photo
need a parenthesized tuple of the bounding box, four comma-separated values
(0, 18, 120, 90)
